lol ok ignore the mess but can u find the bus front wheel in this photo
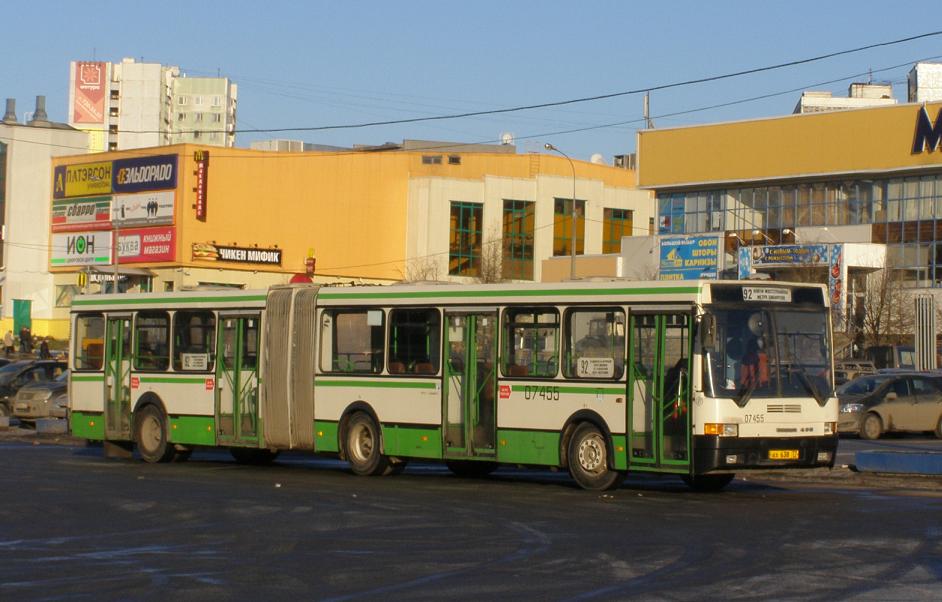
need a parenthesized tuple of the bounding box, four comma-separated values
(345, 412, 390, 476)
(567, 422, 622, 491)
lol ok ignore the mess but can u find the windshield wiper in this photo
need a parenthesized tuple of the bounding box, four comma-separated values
(791, 361, 826, 406)
(734, 380, 758, 408)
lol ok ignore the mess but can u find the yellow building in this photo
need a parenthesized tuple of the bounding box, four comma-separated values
(47, 144, 652, 336)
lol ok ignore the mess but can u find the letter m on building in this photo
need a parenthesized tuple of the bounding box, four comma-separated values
(913, 106, 942, 153)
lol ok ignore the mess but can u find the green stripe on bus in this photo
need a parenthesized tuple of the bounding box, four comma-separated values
(315, 379, 438, 390)
(318, 286, 700, 301)
(509, 384, 624, 395)
(315, 420, 340, 452)
(70, 411, 104, 440)
(169, 415, 216, 446)
(497, 429, 560, 466)
(71, 294, 266, 307)
(72, 375, 104, 382)
(139, 377, 209, 384)
(382, 424, 443, 459)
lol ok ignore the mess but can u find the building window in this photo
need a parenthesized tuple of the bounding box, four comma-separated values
(553, 198, 585, 257)
(502, 199, 534, 280)
(110, 90, 119, 100)
(448, 155, 461, 165)
(422, 155, 442, 165)
(194, 96, 203, 105)
(212, 96, 222, 107)
(109, 107, 119, 117)
(387, 309, 440, 375)
(108, 142, 117, 151)
(177, 96, 187, 105)
(213, 113, 222, 123)
(319, 309, 385, 373)
(603, 208, 633, 254)
(449, 201, 483, 276)
(177, 113, 185, 121)
(108, 124, 118, 134)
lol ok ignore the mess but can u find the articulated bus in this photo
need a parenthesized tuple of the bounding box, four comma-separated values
(68, 280, 838, 491)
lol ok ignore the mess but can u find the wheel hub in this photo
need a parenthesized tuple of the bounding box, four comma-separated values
(578, 435, 605, 473)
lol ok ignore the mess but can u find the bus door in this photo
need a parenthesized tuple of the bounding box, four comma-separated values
(443, 310, 497, 459)
(628, 312, 692, 471)
(104, 314, 133, 440)
(216, 313, 261, 445)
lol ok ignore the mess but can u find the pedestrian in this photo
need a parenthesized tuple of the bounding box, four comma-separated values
(39, 338, 51, 360)
(19, 327, 29, 354)
(3, 330, 13, 357)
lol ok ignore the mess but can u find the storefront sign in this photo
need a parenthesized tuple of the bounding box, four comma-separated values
(112, 191, 174, 225)
(658, 236, 719, 280)
(51, 196, 112, 232)
(913, 105, 942, 154)
(72, 61, 106, 125)
(53, 161, 112, 199)
(191, 242, 282, 266)
(50, 232, 112, 266)
(194, 149, 209, 221)
(748, 244, 829, 266)
(116, 226, 175, 263)
(113, 154, 178, 193)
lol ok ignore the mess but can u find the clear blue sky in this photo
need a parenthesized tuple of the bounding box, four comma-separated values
(5, 0, 942, 160)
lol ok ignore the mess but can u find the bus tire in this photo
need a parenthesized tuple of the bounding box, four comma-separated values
(446, 460, 498, 478)
(683, 474, 734, 492)
(860, 413, 883, 440)
(135, 404, 175, 464)
(344, 412, 390, 476)
(230, 447, 279, 465)
(567, 422, 622, 491)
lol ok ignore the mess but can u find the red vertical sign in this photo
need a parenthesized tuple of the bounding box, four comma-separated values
(194, 149, 209, 221)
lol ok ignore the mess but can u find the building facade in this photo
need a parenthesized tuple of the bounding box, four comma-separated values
(47, 145, 651, 336)
(1, 98, 89, 336)
(68, 59, 237, 152)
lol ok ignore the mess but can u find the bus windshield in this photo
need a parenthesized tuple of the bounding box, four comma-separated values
(704, 307, 831, 405)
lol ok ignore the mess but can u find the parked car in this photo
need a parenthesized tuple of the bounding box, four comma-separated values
(837, 372, 942, 439)
(12, 370, 69, 422)
(0, 360, 67, 417)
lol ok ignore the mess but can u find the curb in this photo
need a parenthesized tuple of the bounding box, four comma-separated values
(854, 450, 942, 476)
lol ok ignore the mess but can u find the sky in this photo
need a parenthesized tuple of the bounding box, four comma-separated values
(5, 1, 942, 161)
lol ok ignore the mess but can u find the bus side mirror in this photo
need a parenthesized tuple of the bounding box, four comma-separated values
(700, 315, 717, 351)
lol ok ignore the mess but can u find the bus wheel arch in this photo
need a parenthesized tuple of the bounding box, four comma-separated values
(560, 411, 622, 491)
(560, 411, 616, 470)
(339, 402, 391, 476)
(133, 393, 175, 463)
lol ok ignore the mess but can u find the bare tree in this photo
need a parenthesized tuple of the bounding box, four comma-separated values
(477, 228, 504, 284)
(860, 265, 913, 350)
(402, 255, 442, 283)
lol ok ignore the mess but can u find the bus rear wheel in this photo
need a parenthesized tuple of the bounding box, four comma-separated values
(345, 412, 390, 476)
(135, 405, 175, 464)
(567, 422, 622, 491)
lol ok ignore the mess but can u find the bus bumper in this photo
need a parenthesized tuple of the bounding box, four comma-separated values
(693, 435, 839, 472)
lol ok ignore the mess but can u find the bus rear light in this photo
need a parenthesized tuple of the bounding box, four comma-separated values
(704, 423, 738, 437)
(824, 422, 836, 434)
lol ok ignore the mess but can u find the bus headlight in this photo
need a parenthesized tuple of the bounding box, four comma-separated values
(704, 423, 738, 437)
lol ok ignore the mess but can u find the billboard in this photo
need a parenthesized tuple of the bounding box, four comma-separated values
(50, 231, 112, 267)
(53, 161, 112, 199)
(51, 196, 112, 232)
(112, 191, 175, 226)
(191, 242, 282, 266)
(71, 61, 107, 125)
(748, 244, 829, 266)
(117, 226, 175, 263)
(113, 154, 178, 193)
(658, 236, 719, 280)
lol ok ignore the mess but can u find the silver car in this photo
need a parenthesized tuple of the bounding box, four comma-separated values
(838, 372, 942, 439)
(12, 370, 69, 422)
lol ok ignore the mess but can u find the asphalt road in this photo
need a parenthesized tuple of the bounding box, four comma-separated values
(0, 436, 940, 600)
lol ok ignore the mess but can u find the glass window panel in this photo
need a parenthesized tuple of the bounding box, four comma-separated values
(388, 309, 441, 375)
(74, 314, 105, 371)
(502, 308, 560, 378)
(134, 312, 170, 371)
(563, 308, 626, 380)
(172, 310, 216, 371)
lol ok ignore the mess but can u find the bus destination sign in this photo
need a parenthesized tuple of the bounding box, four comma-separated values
(742, 287, 792, 303)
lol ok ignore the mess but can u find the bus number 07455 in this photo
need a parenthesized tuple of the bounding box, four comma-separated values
(523, 385, 560, 401)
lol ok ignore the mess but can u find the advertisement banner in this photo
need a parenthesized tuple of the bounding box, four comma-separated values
(117, 226, 175, 263)
(51, 196, 112, 232)
(72, 61, 106, 125)
(828, 244, 845, 320)
(112, 154, 178, 193)
(194, 149, 209, 221)
(53, 161, 112, 199)
(658, 236, 719, 281)
(50, 232, 112, 267)
(738, 246, 752, 279)
(748, 244, 829, 266)
(191, 242, 282, 266)
(112, 191, 175, 226)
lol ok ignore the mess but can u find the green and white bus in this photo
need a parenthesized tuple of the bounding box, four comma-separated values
(69, 279, 838, 491)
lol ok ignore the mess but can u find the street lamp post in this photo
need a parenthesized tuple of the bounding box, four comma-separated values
(544, 143, 577, 280)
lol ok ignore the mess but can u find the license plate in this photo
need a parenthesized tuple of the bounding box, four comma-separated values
(769, 449, 799, 460)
